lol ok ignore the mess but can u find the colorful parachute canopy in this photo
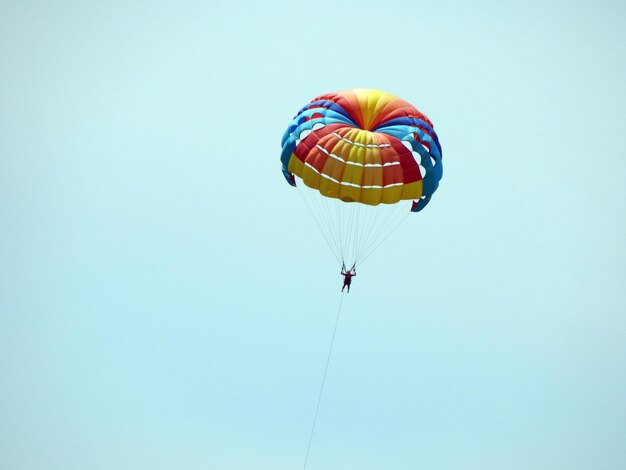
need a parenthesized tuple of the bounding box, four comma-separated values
(281, 89, 442, 213)
(280, 89, 443, 267)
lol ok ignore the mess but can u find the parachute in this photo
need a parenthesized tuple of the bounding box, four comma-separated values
(280, 89, 442, 267)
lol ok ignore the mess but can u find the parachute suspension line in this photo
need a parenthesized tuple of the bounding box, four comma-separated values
(319, 195, 337, 247)
(365, 204, 386, 256)
(364, 204, 386, 254)
(308, 189, 339, 250)
(352, 204, 360, 263)
(356, 205, 397, 266)
(353, 204, 371, 266)
(350, 205, 361, 266)
(358, 209, 411, 267)
(350, 205, 366, 266)
(296, 183, 341, 264)
(368, 203, 408, 258)
(345, 201, 358, 265)
(367, 202, 405, 256)
(302, 293, 346, 470)
(355, 203, 384, 265)
(309, 187, 341, 263)
(360, 203, 400, 259)
(335, 199, 344, 265)
(315, 192, 339, 261)
(365, 205, 384, 256)
(295, 180, 410, 268)
(333, 202, 343, 259)
(350, 202, 408, 267)
(315, 190, 342, 262)
(318, 194, 340, 259)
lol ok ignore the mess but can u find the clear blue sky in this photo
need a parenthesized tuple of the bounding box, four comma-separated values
(1, 1, 625, 469)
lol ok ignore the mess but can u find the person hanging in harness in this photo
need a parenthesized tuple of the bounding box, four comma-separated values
(341, 263, 356, 293)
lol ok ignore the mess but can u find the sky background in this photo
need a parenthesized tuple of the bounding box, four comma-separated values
(1, 1, 625, 469)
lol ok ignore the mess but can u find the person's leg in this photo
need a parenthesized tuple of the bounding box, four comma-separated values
(347, 284, 350, 293)
(342, 283, 345, 292)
